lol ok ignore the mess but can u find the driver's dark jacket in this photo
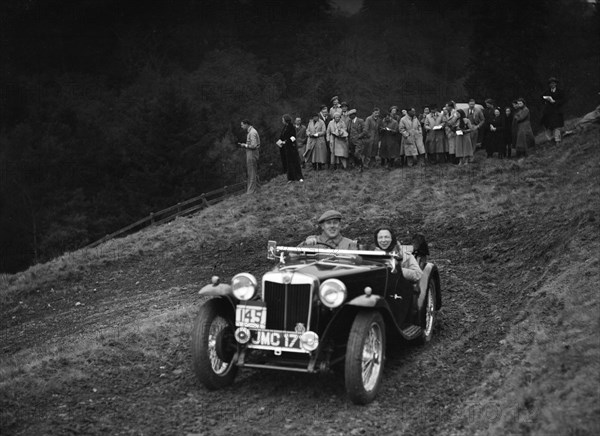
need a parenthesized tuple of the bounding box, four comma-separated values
(300, 233, 358, 250)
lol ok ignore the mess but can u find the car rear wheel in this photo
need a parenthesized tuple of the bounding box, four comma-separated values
(344, 311, 386, 405)
(191, 300, 238, 389)
(416, 277, 437, 345)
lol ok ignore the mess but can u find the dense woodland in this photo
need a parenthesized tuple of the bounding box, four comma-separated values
(1, 0, 598, 273)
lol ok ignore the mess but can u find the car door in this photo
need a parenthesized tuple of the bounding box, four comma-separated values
(384, 265, 414, 327)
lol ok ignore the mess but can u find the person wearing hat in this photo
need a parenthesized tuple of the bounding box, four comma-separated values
(513, 98, 534, 157)
(347, 109, 366, 171)
(327, 112, 349, 169)
(389, 106, 400, 122)
(363, 107, 382, 168)
(300, 210, 358, 249)
(305, 112, 327, 170)
(541, 77, 565, 145)
(339, 101, 350, 127)
(379, 111, 400, 169)
(329, 96, 342, 118)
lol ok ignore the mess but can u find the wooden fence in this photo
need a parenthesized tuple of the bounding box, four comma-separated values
(85, 182, 247, 248)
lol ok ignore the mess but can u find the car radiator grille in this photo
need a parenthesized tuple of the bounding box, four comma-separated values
(263, 282, 312, 331)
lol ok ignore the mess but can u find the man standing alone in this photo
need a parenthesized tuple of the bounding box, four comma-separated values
(239, 119, 260, 194)
(541, 77, 566, 145)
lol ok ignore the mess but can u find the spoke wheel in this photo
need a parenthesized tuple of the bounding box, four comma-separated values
(416, 277, 437, 345)
(191, 300, 238, 389)
(345, 311, 386, 405)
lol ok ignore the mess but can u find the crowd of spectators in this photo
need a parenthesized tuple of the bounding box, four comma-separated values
(240, 77, 564, 192)
(287, 94, 543, 174)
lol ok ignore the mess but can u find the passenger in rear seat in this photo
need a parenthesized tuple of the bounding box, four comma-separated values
(373, 227, 422, 282)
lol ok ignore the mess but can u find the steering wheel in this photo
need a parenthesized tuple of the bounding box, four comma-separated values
(313, 241, 336, 249)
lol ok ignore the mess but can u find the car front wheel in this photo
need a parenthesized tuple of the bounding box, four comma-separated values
(344, 311, 386, 405)
(191, 299, 238, 389)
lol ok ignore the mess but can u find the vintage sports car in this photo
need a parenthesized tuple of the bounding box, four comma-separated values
(191, 240, 441, 404)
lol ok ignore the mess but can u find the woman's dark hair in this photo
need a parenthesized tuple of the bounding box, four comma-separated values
(282, 114, 292, 124)
(373, 227, 397, 252)
(457, 109, 469, 130)
(517, 97, 527, 105)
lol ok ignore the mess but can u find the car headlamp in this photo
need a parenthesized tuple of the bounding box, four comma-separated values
(231, 273, 258, 301)
(319, 279, 347, 308)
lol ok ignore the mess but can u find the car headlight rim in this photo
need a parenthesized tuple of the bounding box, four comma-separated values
(319, 278, 347, 308)
(231, 273, 258, 301)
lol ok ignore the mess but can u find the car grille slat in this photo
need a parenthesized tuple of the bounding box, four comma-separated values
(264, 282, 311, 331)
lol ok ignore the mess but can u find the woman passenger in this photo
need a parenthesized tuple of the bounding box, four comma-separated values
(373, 227, 422, 282)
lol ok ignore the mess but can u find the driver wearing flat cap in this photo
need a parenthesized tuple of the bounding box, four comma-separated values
(300, 210, 358, 249)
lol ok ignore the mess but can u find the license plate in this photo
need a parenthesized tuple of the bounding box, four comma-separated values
(236, 302, 267, 329)
(250, 330, 301, 350)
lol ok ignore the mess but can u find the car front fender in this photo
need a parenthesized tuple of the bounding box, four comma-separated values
(347, 294, 385, 308)
(199, 282, 233, 297)
(198, 283, 237, 314)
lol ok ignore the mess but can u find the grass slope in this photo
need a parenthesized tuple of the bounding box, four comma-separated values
(1, 124, 599, 435)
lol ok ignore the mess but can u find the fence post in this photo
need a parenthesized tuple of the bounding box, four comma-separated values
(150, 212, 155, 224)
(177, 202, 181, 214)
(224, 186, 229, 197)
(201, 194, 208, 207)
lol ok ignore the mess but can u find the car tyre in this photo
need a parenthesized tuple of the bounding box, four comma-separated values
(191, 300, 238, 389)
(416, 277, 437, 345)
(344, 311, 386, 405)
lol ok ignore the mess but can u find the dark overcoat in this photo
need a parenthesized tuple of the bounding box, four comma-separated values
(541, 87, 565, 129)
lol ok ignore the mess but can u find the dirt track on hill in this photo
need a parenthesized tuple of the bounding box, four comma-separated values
(2, 129, 599, 435)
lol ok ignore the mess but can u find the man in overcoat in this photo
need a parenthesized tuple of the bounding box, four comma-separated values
(363, 107, 381, 168)
(541, 77, 566, 144)
(347, 109, 366, 171)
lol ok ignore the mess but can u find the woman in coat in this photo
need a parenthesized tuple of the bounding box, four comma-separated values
(326, 112, 349, 169)
(454, 109, 474, 165)
(306, 113, 327, 170)
(513, 98, 535, 157)
(372, 227, 422, 283)
(486, 108, 505, 158)
(278, 114, 303, 182)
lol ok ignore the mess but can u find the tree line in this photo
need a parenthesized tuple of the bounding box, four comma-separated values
(1, 0, 597, 273)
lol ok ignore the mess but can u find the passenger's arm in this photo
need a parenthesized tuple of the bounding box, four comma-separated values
(401, 254, 423, 282)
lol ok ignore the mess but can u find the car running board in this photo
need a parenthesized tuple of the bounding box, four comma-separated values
(400, 324, 422, 340)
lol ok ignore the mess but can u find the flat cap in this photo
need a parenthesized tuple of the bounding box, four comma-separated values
(347, 109, 357, 115)
(330, 95, 339, 102)
(318, 209, 343, 223)
(548, 76, 559, 83)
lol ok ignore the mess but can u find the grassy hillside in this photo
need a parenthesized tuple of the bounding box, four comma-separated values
(1, 123, 599, 435)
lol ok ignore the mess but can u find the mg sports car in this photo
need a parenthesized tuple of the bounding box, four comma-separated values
(191, 240, 441, 404)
